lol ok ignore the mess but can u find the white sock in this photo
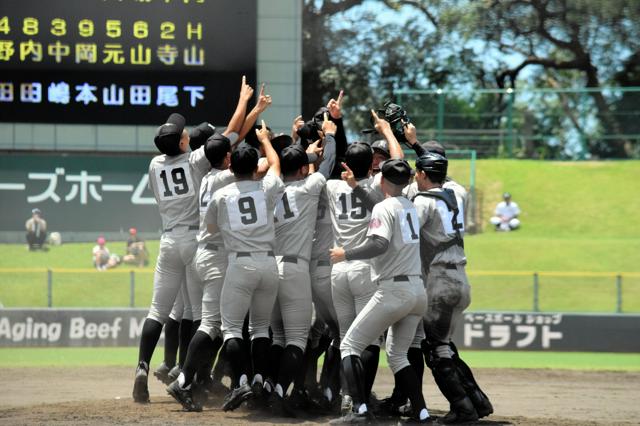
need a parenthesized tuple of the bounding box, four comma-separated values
(263, 381, 272, 393)
(357, 403, 367, 414)
(419, 408, 429, 420)
(324, 387, 333, 402)
(275, 383, 284, 398)
(177, 372, 191, 390)
(252, 374, 263, 386)
(239, 374, 248, 386)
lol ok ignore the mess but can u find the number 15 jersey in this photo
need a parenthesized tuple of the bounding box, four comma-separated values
(325, 174, 382, 250)
(207, 170, 284, 253)
(148, 147, 211, 230)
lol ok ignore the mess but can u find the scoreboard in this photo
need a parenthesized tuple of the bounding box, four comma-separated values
(0, 0, 257, 124)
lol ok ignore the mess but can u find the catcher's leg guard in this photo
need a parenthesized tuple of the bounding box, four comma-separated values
(449, 342, 493, 418)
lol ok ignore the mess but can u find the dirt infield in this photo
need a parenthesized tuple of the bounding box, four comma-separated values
(1, 367, 638, 425)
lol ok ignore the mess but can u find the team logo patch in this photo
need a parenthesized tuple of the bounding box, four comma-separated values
(369, 218, 382, 229)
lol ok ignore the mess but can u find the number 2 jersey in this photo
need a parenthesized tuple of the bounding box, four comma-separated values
(206, 170, 284, 253)
(366, 196, 422, 281)
(413, 187, 466, 266)
(148, 147, 211, 231)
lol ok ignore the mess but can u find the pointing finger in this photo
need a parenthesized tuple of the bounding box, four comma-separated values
(337, 90, 344, 105)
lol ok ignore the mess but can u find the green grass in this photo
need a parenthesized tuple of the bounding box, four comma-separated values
(1, 160, 639, 312)
(1, 347, 638, 371)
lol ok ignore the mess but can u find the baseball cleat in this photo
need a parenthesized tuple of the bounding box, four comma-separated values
(132, 361, 150, 403)
(153, 362, 172, 385)
(396, 415, 439, 424)
(222, 383, 253, 411)
(167, 365, 181, 382)
(329, 410, 375, 424)
(167, 379, 202, 412)
(375, 396, 405, 418)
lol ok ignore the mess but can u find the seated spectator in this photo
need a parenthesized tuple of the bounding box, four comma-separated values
(93, 237, 120, 271)
(122, 228, 149, 267)
(490, 192, 521, 231)
(25, 208, 47, 251)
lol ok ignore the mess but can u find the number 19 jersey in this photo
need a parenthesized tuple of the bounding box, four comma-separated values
(148, 147, 211, 230)
(207, 170, 284, 253)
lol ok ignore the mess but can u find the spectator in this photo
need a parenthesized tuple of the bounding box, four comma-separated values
(122, 228, 149, 267)
(490, 192, 521, 231)
(25, 208, 47, 251)
(93, 237, 120, 271)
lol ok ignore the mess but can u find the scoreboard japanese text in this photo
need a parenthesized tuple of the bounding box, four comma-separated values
(0, 0, 257, 124)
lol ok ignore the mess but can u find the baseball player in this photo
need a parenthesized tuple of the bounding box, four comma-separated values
(371, 138, 390, 175)
(324, 110, 404, 410)
(167, 88, 274, 412)
(132, 78, 252, 403)
(264, 114, 337, 414)
(204, 121, 283, 412)
(411, 151, 492, 423)
(309, 93, 348, 408)
(329, 159, 432, 424)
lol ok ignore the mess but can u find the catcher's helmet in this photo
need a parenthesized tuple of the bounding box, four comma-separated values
(371, 139, 390, 158)
(416, 152, 448, 175)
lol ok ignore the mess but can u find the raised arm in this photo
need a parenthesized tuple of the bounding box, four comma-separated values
(224, 76, 253, 136)
(256, 120, 280, 176)
(318, 113, 337, 178)
(239, 83, 272, 142)
(371, 109, 404, 159)
(404, 122, 427, 156)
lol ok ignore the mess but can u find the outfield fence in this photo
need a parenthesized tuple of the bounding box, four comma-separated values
(0, 268, 638, 314)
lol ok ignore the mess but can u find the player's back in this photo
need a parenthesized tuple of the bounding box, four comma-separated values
(414, 188, 466, 266)
(310, 191, 333, 260)
(198, 169, 235, 248)
(368, 196, 422, 281)
(148, 147, 210, 230)
(326, 178, 378, 250)
(274, 173, 325, 261)
(213, 171, 283, 253)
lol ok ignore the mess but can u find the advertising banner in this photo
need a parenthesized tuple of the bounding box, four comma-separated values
(2, 309, 639, 352)
(0, 153, 162, 234)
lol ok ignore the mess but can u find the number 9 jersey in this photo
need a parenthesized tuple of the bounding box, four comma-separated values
(148, 146, 211, 230)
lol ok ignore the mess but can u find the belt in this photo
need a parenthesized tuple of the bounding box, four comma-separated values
(204, 243, 218, 251)
(445, 264, 458, 270)
(237, 251, 274, 258)
(393, 275, 409, 282)
(164, 224, 199, 233)
(317, 260, 331, 267)
(282, 255, 298, 263)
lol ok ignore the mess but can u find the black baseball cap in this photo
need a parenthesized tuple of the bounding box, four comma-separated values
(205, 133, 238, 167)
(421, 140, 446, 157)
(271, 134, 294, 155)
(345, 142, 373, 178)
(231, 142, 260, 175)
(381, 159, 414, 185)
(154, 113, 186, 156)
(280, 144, 318, 174)
(503, 192, 511, 199)
(245, 124, 272, 149)
(189, 122, 216, 150)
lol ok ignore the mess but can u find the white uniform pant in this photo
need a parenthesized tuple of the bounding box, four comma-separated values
(331, 260, 378, 344)
(341, 276, 427, 374)
(310, 259, 338, 339)
(270, 257, 312, 351)
(194, 245, 227, 340)
(147, 228, 200, 324)
(490, 216, 520, 230)
(220, 251, 279, 342)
